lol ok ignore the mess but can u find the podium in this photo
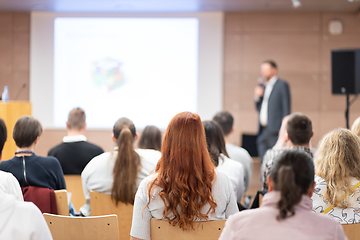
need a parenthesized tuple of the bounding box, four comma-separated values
(0, 101, 32, 160)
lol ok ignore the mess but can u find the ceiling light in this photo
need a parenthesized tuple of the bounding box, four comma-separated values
(291, 0, 301, 8)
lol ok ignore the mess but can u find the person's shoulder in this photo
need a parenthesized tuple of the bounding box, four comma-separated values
(214, 170, 233, 186)
(277, 78, 288, 84)
(48, 143, 65, 155)
(33, 155, 62, 170)
(82, 151, 112, 172)
(222, 155, 244, 169)
(0, 158, 13, 168)
(135, 149, 161, 166)
(0, 170, 15, 180)
(226, 144, 242, 153)
(226, 144, 251, 158)
(309, 210, 344, 228)
(80, 141, 104, 152)
(37, 155, 59, 163)
(137, 173, 158, 194)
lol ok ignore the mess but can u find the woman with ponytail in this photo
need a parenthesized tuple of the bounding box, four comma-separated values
(130, 112, 238, 240)
(219, 150, 347, 240)
(80, 118, 157, 216)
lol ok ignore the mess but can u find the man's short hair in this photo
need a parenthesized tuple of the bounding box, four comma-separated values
(0, 118, 7, 153)
(13, 116, 43, 148)
(286, 112, 312, 146)
(263, 60, 277, 69)
(212, 111, 233, 136)
(67, 108, 86, 131)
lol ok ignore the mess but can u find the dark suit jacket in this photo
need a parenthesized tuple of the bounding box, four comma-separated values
(256, 79, 291, 138)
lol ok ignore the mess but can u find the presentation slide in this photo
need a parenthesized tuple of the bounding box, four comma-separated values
(54, 18, 198, 129)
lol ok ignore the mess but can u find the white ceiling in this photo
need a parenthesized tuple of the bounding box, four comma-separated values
(0, 0, 360, 12)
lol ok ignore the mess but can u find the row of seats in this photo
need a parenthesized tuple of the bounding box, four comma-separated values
(52, 175, 359, 240)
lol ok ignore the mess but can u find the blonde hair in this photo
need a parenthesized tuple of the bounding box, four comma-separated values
(351, 117, 360, 137)
(315, 128, 360, 208)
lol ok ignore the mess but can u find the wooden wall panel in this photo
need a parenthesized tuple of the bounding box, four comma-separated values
(241, 34, 320, 73)
(0, 12, 29, 101)
(0, 13, 12, 30)
(236, 13, 321, 32)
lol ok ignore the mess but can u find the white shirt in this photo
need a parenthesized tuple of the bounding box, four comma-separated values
(130, 171, 239, 240)
(63, 135, 87, 143)
(226, 144, 253, 193)
(259, 76, 278, 127)
(312, 176, 360, 224)
(0, 170, 24, 201)
(0, 190, 53, 240)
(216, 154, 245, 203)
(80, 148, 160, 216)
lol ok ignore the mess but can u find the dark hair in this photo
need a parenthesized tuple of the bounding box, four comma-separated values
(0, 118, 7, 153)
(286, 113, 312, 145)
(67, 107, 86, 131)
(263, 60, 277, 69)
(111, 118, 141, 205)
(138, 125, 162, 151)
(270, 150, 314, 220)
(212, 111, 233, 136)
(203, 121, 229, 167)
(13, 116, 43, 148)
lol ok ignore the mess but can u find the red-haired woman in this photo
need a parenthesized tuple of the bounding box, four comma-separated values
(130, 112, 238, 240)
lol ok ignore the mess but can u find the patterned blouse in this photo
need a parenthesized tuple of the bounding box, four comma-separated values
(312, 176, 360, 224)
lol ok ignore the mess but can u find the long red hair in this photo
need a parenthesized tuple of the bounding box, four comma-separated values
(147, 112, 217, 229)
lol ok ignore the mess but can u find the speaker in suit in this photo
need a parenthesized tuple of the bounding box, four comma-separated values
(254, 61, 291, 160)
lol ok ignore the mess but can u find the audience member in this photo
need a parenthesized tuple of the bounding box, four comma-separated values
(0, 117, 54, 239)
(0, 116, 66, 190)
(0, 118, 23, 201)
(262, 112, 313, 190)
(138, 125, 162, 151)
(213, 111, 253, 193)
(351, 116, 360, 137)
(203, 120, 245, 204)
(48, 108, 104, 174)
(130, 112, 238, 240)
(312, 128, 360, 224)
(0, 188, 53, 239)
(80, 117, 158, 216)
(219, 150, 347, 240)
(137, 125, 162, 164)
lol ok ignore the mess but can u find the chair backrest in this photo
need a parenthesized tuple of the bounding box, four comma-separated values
(342, 223, 360, 240)
(43, 213, 119, 240)
(54, 190, 69, 216)
(64, 175, 85, 212)
(90, 191, 133, 240)
(150, 219, 226, 240)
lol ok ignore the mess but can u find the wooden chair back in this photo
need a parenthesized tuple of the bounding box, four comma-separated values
(342, 223, 360, 240)
(150, 219, 226, 240)
(259, 194, 263, 206)
(54, 190, 69, 216)
(64, 175, 85, 212)
(90, 191, 133, 240)
(43, 213, 119, 240)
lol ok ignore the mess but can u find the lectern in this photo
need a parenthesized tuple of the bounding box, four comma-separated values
(0, 101, 32, 160)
